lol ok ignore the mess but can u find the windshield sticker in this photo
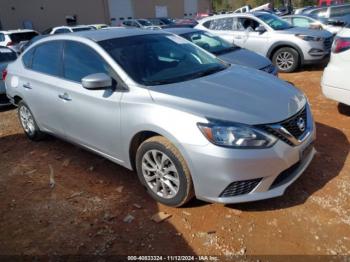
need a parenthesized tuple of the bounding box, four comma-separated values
(166, 35, 189, 45)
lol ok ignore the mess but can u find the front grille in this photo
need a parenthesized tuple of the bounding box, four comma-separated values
(270, 162, 300, 189)
(261, 126, 294, 146)
(324, 37, 333, 50)
(219, 178, 262, 197)
(281, 107, 307, 139)
(0, 94, 9, 104)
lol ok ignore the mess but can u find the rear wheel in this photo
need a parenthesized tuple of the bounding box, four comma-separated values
(272, 47, 299, 73)
(136, 136, 194, 207)
(18, 101, 45, 141)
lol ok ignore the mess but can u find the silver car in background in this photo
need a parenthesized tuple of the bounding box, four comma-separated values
(166, 27, 278, 76)
(0, 46, 17, 106)
(5, 29, 316, 206)
(196, 12, 333, 72)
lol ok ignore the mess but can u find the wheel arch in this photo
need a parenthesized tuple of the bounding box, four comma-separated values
(267, 42, 305, 65)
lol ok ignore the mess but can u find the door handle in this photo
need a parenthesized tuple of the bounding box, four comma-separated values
(58, 93, 72, 101)
(23, 83, 32, 89)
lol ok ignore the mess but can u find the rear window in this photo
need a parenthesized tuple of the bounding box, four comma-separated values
(0, 48, 17, 62)
(9, 32, 38, 44)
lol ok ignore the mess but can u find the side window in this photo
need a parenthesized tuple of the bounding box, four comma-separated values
(0, 33, 4, 42)
(209, 18, 233, 30)
(237, 18, 260, 31)
(330, 5, 350, 17)
(292, 17, 311, 27)
(31, 41, 63, 76)
(63, 41, 110, 83)
(202, 20, 211, 29)
(22, 48, 35, 68)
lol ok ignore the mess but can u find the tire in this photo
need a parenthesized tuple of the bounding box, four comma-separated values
(272, 47, 300, 73)
(18, 101, 45, 141)
(136, 136, 194, 207)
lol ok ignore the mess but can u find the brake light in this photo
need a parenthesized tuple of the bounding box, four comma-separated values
(6, 41, 13, 47)
(332, 37, 350, 53)
(2, 69, 7, 81)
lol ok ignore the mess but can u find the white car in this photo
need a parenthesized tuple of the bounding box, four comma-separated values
(42, 25, 94, 35)
(322, 27, 350, 106)
(0, 29, 38, 53)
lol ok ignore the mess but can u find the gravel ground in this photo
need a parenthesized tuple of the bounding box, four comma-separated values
(0, 68, 349, 256)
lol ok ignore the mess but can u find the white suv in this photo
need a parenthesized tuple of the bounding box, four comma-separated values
(196, 12, 333, 72)
(322, 27, 350, 106)
(0, 29, 38, 53)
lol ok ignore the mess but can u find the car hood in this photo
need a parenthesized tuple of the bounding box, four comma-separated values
(280, 26, 333, 38)
(148, 65, 306, 125)
(218, 48, 271, 69)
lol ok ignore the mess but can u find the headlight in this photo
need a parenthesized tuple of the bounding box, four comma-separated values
(198, 122, 277, 149)
(295, 34, 323, 42)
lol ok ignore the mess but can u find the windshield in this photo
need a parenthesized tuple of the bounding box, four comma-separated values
(138, 20, 152, 26)
(0, 48, 17, 62)
(99, 34, 228, 86)
(181, 31, 237, 55)
(257, 13, 293, 30)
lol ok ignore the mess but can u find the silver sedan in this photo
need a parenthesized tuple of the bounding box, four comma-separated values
(5, 29, 316, 206)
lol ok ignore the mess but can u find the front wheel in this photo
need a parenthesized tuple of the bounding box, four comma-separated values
(18, 101, 45, 141)
(272, 47, 300, 73)
(136, 136, 194, 207)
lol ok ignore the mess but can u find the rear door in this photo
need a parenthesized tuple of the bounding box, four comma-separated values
(18, 41, 66, 135)
(58, 40, 123, 159)
(204, 17, 236, 44)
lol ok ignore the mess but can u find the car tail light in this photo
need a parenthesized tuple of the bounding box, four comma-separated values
(332, 37, 350, 53)
(6, 41, 13, 47)
(2, 69, 7, 81)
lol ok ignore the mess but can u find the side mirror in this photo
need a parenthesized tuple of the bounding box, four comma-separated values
(255, 25, 266, 34)
(82, 73, 112, 90)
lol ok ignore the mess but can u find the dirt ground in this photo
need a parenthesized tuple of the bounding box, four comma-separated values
(0, 67, 349, 257)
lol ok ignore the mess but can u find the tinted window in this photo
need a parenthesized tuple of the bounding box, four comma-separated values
(54, 28, 71, 34)
(99, 34, 227, 86)
(309, 7, 328, 17)
(63, 41, 110, 82)
(209, 18, 234, 30)
(72, 27, 92, 32)
(32, 41, 63, 76)
(9, 32, 38, 44)
(0, 47, 17, 62)
(22, 47, 35, 68)
(0, 33, 4, 42)
(202, 20, 211, 28)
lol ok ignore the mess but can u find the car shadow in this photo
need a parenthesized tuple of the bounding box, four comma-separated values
(338, 103, 350, 117)
(226, 122, 349, 212)
(0, 133, 195, 255)
(0, 105, 16, 112)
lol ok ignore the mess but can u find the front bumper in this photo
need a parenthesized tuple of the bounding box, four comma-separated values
(184, 109, 316, 204)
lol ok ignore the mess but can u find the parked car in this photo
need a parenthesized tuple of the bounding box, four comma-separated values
(89, 24, 109, 30)
(147, 17, 176, 27)
(5, 29, 316, 206)
(282, 14, 344, 35)
(321, 27, 350, 106)
(0, 47, 17, 106)
(42, 25, 94, 35)
(0, 29, 39, 53)
(120, 19, 161, 29)
(302, 3, 350, 24)
(166, 27, 277, 75)
(196, 12, 333, 72)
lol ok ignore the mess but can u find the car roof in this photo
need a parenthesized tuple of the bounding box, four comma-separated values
(46, 27, 167, 42)
(199, 11, 271, 22)
(0, 29, 37, 34)
(165, 27, 201, 35)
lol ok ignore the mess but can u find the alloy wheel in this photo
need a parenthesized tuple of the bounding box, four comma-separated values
(276, 51, 295, 71)
(141, 149, 180, 199)
(19, 105, 35, 136)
